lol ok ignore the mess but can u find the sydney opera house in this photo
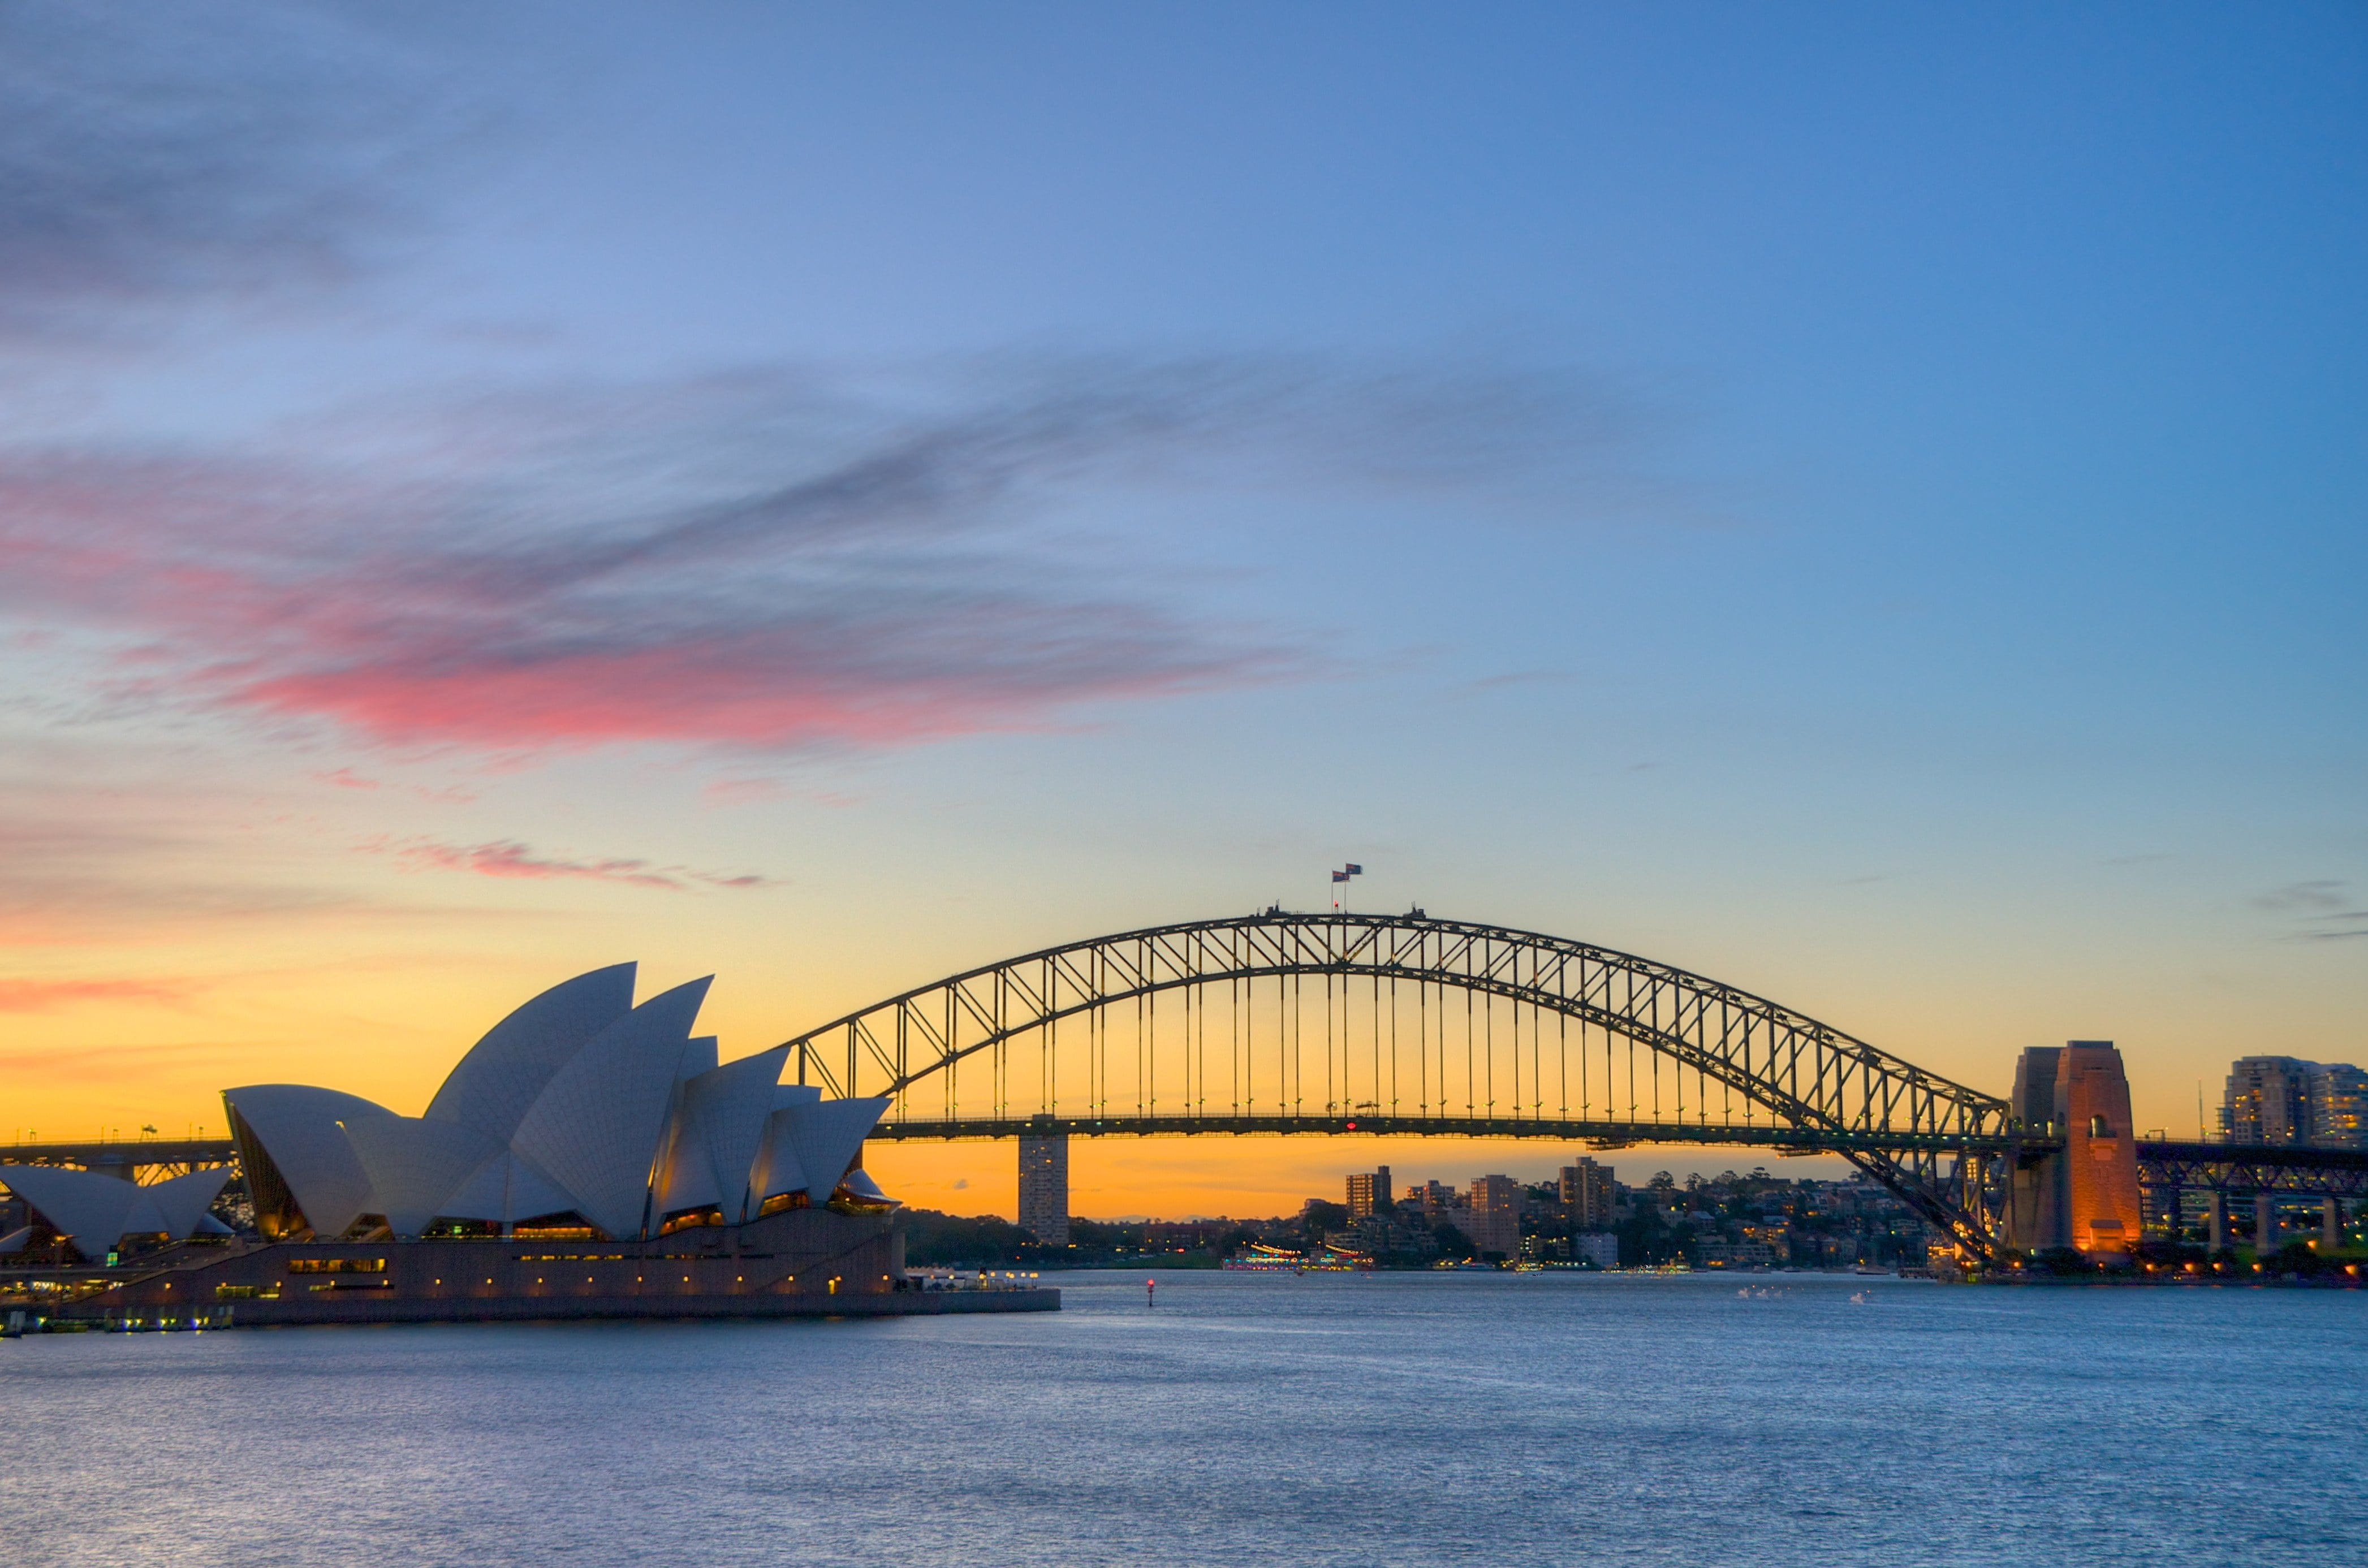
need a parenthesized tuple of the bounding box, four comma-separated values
(2, 965, 1055, 1324)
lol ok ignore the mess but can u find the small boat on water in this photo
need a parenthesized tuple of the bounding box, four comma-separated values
(1222, 1242, 1373, 1272)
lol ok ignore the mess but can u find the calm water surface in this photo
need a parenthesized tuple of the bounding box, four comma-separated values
(5, 1271, 2362, 1566)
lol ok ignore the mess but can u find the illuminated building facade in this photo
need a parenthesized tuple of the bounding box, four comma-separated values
(2222, 1056, 2315, 1146)
(2310, 1064, 2368, 1150)
(1345, 1166, 1391, 1220)
(2216, 1056, 2368, 1150)
(1018, 1130, 1069, 1246)
(1467, 1174, 1521, 1261)
(1559, 1159, 1615, 1228)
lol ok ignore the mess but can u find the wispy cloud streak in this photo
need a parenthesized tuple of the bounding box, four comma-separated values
(0, 357, 1628, 758)
(0, 976, 196, 1012)
(373, 837, 777, 892)
(2253, 880, 2368, 942)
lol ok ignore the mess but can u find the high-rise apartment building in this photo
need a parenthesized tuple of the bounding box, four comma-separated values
(2222, 1057, 2315, 1144)
(1017, 1131, 1069, 1247)
(2310, 1064, 2368, 1150)
(1468, 1174, 1522, 1261)
(2215, 1056, 2367, 1149)
(1345, 1166, 1392, 1219)
(1559, 1159, 1615, 1227)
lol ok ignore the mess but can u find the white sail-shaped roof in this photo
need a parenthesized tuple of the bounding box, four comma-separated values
(748, 1109, 809, 1205)
(0, 1165, 227, 1257)
(435, 1150, 580, 1226)
(777, 1097, 889, 1204)
(0, 1165, 144, 1260)
(424, 963, 637, 1144)
(650, 1109, 721, 1217)
(646, 1037, 731, 1216)
(338, 1115, 503, 1236)
(510, 976, 711, 1239)
(223, 1085, 391, 1238)
(748, 1083, 823, 1203)
(137, 1167, 235, 1239)
(212, 964, 899, 1243)
(684, 1047, 789, 1223)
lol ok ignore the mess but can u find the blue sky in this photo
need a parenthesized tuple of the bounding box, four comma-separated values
(2, 3, 2360, 1211)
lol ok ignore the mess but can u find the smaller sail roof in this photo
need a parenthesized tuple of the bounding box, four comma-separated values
(223, 1085, 390, 1238)
(139, 1168, 234, 1239)
(437, 1151, 578, 1226)
(338, 1116, 503, 1237)
(777, 1098, 889, 1204)
(0, 1165, 143, 1260)
(0, 1164, 231, 1260)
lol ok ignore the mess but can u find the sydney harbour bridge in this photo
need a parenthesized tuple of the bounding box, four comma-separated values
(773, 909, 2367, 1261)
(17, 910, 2365, 1260)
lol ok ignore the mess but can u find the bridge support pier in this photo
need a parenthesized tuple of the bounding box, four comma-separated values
(2256, 1193, 2278, 1255)
(2207, 1191, 2226, 1253)
(2324, 1198, 2341, 1251)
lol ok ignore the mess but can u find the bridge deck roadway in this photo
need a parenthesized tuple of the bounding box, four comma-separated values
(10, 1134, 2364, 1195)
(873, 1115, 2040, 1155)
(2, 1139, 237, 1172)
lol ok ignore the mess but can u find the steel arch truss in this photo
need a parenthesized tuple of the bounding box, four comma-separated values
(778, 912, 2017, 1254)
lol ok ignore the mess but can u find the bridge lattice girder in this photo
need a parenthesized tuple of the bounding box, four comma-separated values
(778, 912, 2017, 1255)
(2138, 1142, 2368, 1201)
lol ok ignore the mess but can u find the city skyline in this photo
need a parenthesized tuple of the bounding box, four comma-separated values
(5, 5, 2364, 1223)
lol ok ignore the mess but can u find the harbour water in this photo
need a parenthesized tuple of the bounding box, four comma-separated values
(6, 1270, 2362, 1566)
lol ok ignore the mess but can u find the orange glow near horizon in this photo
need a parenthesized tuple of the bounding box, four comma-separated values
(4, 891, 2354, 1219)
(865, 1136, 1861, 1223)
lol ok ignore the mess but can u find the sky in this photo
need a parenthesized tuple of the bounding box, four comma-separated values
(2, 2, 2362, 1219)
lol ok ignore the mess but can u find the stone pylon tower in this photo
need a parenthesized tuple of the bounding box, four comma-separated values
(2057, 1042, 2144, 1256)
(2008, 1046, 2067, 1251)
(2006, 1041, 2144, 1258)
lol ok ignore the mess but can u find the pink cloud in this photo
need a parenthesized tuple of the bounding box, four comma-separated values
(372, 836, 778, 892)
(0, 359, 1612, 762)
(0, 976, 196, 1012)
(701, 777, 786, 807)
(0, 383, 1292, 758)
(312, 766, 380, 789)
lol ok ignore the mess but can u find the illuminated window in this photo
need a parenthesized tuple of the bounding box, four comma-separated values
(287, 1258, 387, 1274)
